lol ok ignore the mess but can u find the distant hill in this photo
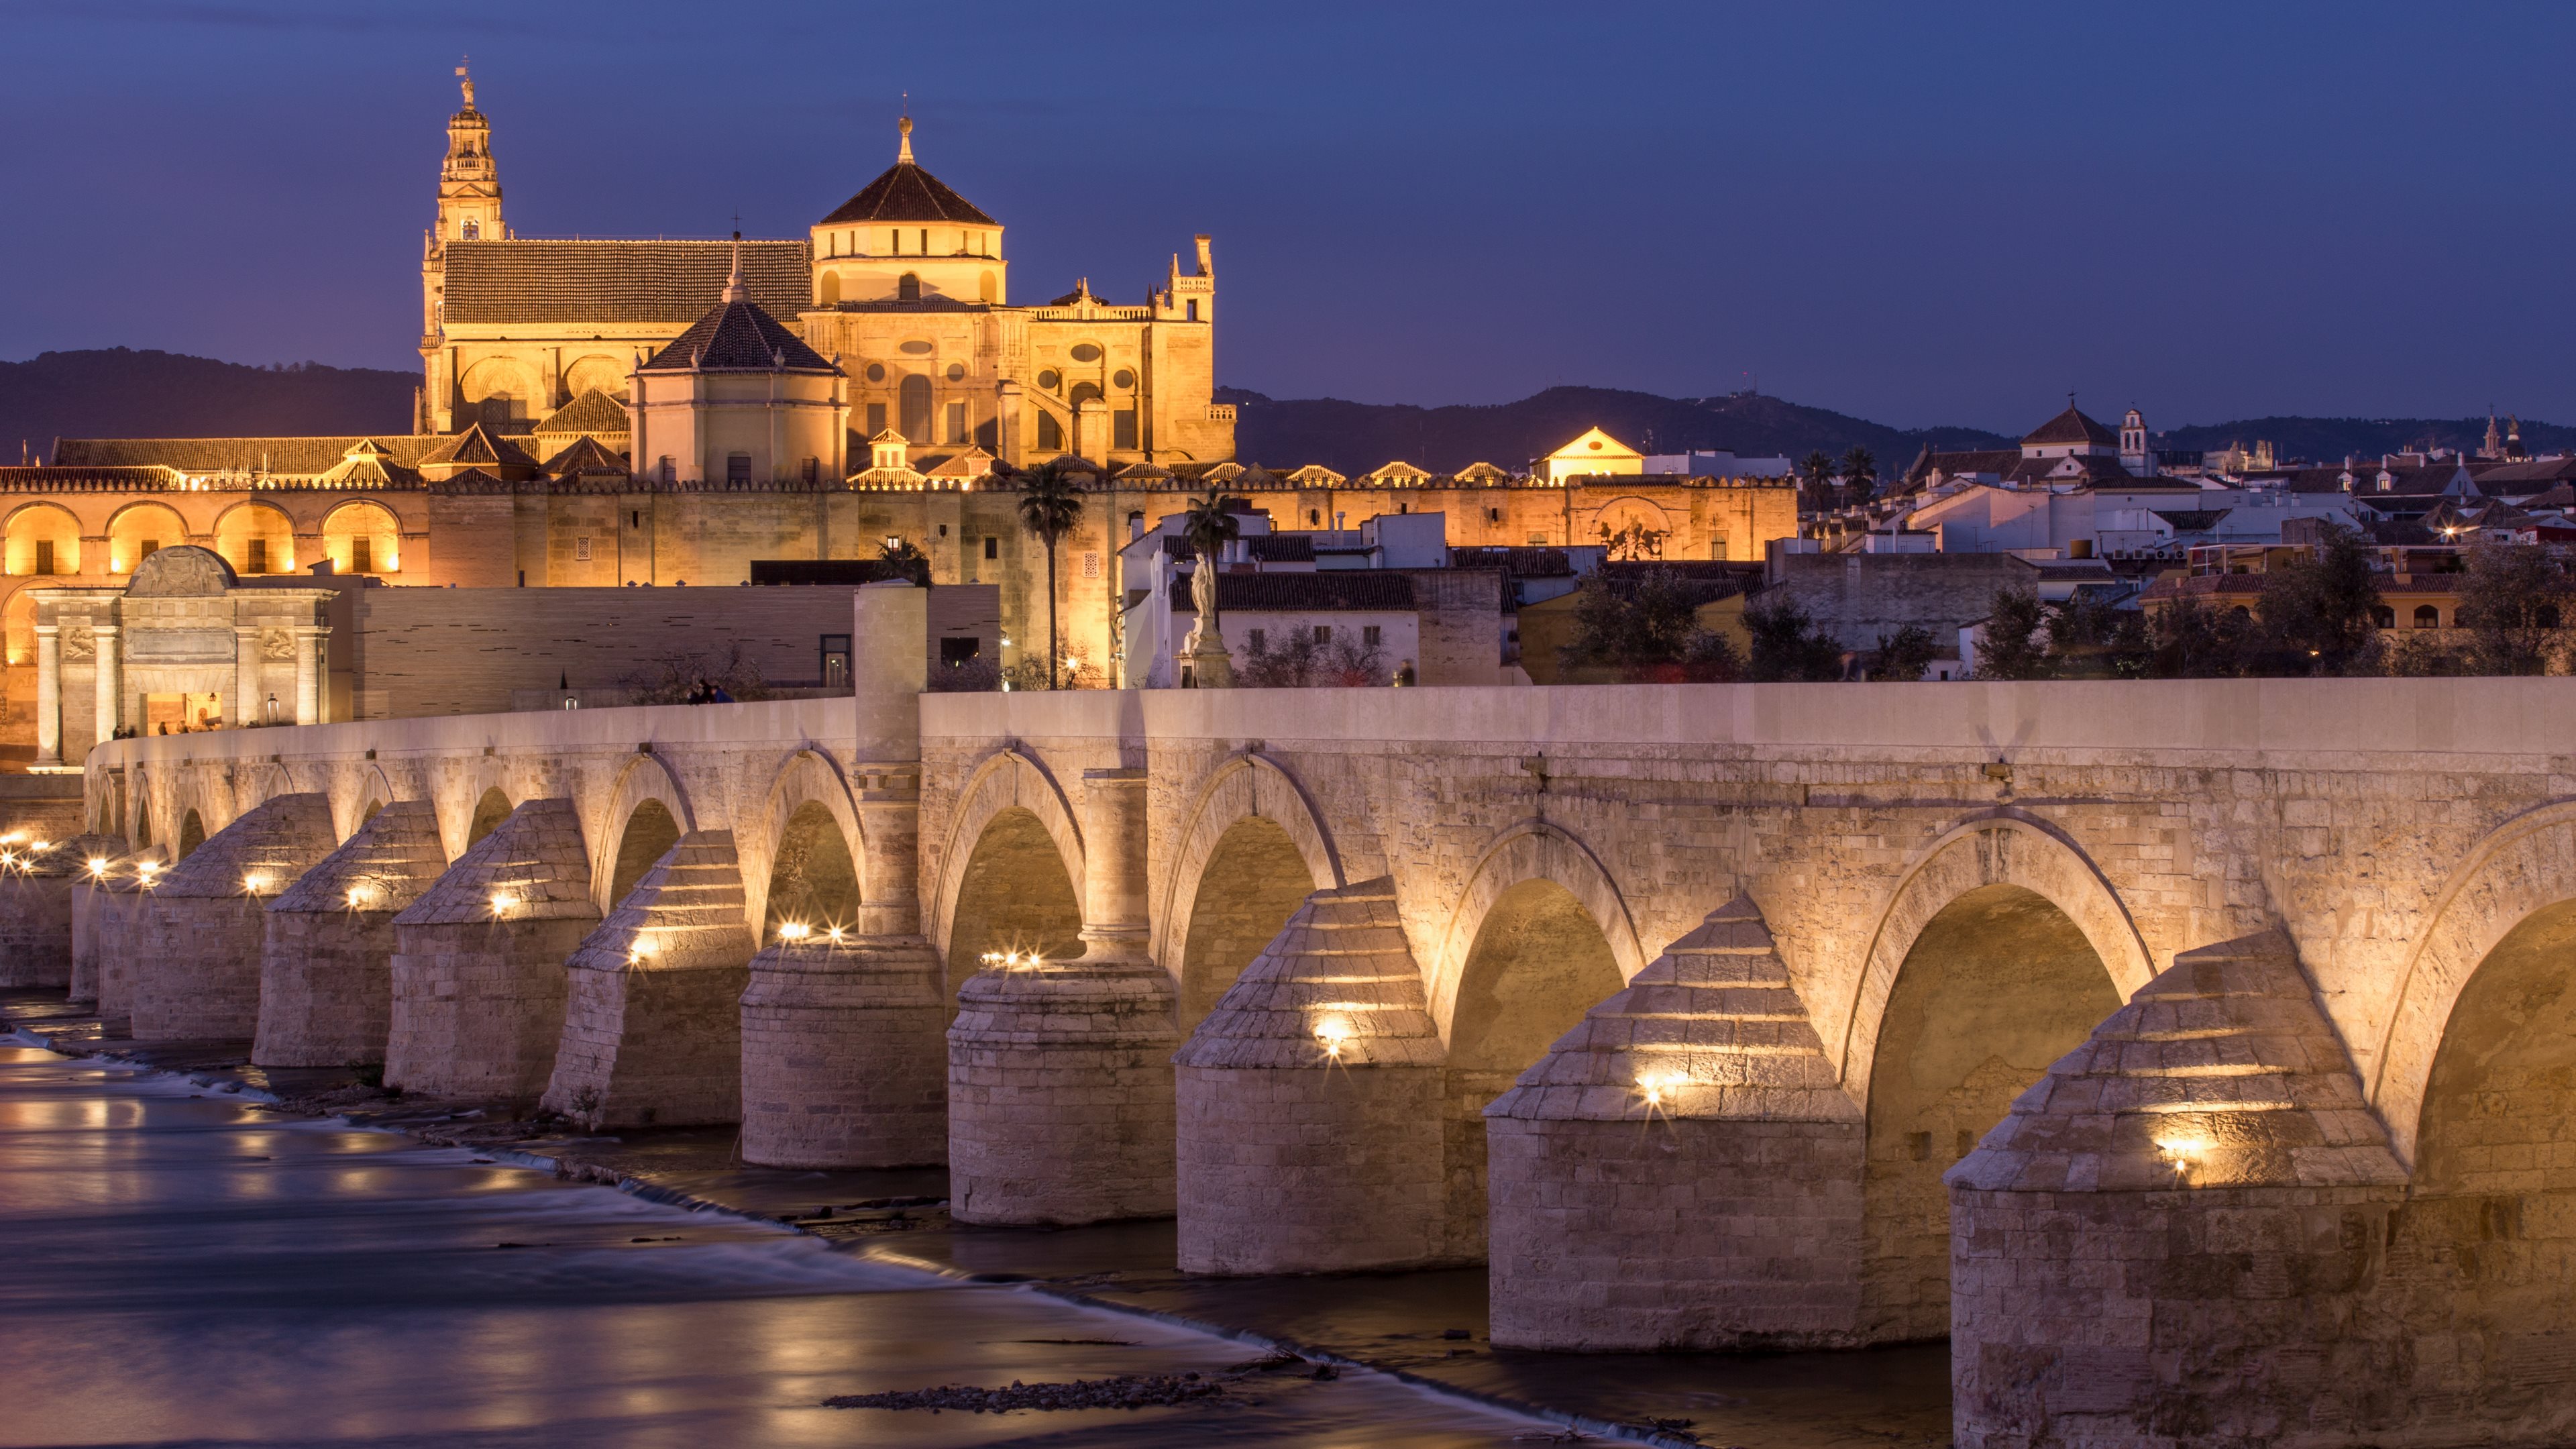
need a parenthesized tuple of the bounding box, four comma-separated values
(9, 347, 2568, 478)
(2, 349, 415, 460)
(1223, 384, 2013, 476)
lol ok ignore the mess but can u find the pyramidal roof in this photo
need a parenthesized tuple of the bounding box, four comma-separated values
(1173, 876, 1443, 1071)
(392, 798, 594, 927)
(533, 387, 630, 438)
(644, 294, 836, 372)
(272, 800, 447, 916)
(564, 831, 751, 974)
(2023, 404, 2120, 448)
(149, 794, 336, 900)
(419, 421, 540, 472)
(817, 119, 998, 227)
(1947, 931, 2406, 1194)
(543, 435, 629, 478)
(1487, 894, 1858, 1124)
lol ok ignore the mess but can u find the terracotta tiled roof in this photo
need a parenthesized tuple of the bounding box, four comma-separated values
(542, 435, 628, 478)
(1212, 572, 1414, 612)
(531, 388, 630, 438)
(0, 466, 184, 491)
(643, 299, 836, 372)
(2021, 405, 2119, 448)
(418, 422, 541, 472)
(53, 436, 449, 474)
(1245, 535, 1316, 564)
(441, 239, 811, 325)
(816, 160, 998, 227)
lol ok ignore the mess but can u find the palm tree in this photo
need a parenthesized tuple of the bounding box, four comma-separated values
(1015, 460, 1086, 688)
(1181, 487, 1242, 635)
(1838, 446, 1878, 503)
(1797, 449, 1836, 511)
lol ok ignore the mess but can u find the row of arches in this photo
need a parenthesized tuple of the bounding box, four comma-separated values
(934, 747, 2576, 1350)
(0, 499, 402, 578)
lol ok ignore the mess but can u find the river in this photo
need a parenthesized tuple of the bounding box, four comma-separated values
(0, 1044, 1556, 1448)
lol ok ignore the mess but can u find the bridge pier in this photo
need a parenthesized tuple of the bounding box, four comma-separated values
(741, 769, 946, 1168)
(253, 801, 445, 1067)
(128, 794, 335, 1040)
(1173, 877, 1448, 1274)
(1947, 932, 2410, 1449)
(90, 849, 164, 1018)
(543, 831, 754, 1129)
(948, 766, 1179, 1225)
(1487, 896, 1868, 1350)
(62, 835, 134, 1003)
(0, 835, 104, 988)
(386, 798, 596, 1100)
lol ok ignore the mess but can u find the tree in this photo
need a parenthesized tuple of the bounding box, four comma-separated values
(1798, 449, 1837, 508)
(1560, 568, 1702, 674)
(2045, 590, 2151, 679)
(2148, 596, 2257, 678)
(1240, 628, 1389, 688)
(1180, 486, 1242, 637)
(1743, 596, 1845, 682)
(1014, 461, 1087, 689)
(1870, 623, 1938, 682)
(2253, 521, 2381, 672)
(875, 533, 928, 585)
(2457, 543, 2572, 675)
(1974, 586, 2052, 680)
(1839, 446, 1878, 504)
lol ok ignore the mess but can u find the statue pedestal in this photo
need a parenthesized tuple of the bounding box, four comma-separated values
(1180, 629, 1233, 689)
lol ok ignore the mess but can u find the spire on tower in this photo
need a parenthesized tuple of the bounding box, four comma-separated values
(898, 113, 914, 165)
(722, 230, 747, 303)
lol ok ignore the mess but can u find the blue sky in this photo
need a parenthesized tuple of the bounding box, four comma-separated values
(3, 1, 2569, 431)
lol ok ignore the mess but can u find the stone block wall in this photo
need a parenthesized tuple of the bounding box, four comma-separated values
(386, 797, 596, 1099)
(254, 800, 448, 1067)
(739, 933, 947, 1168)
(126, 793, 336, 1040)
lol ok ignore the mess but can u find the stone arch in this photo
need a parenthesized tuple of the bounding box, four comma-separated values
(590, 753, 697, 914)
(1153, 752, 1343, 989)
(177, 807, 205, 861)
(319, 499, 402, 576)
(459, 356, 537, 431)
(4, 500, 83, 576)
(210, 499, 295, 575)
(1427, 820, 1644, 1040)
(105, 500, 190, 575)
(928, 748, 1085, 971)
(1837, 810, 2153, 1101)
(2373, 802, 2576, 1165)
(462, 784, 513, 853)
(747, 749, 864, 933)
(816, 272, 842, 307)
(341, 763, 398, 840)
(561, 354, 627, 401)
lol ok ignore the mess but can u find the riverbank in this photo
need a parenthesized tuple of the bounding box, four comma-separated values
(2, 987, 1952, 1449)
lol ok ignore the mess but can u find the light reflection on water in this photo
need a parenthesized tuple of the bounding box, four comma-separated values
(0, 1048, 1542, 1448)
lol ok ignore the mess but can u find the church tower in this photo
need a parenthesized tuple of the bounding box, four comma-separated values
(435, 64, 504, 244)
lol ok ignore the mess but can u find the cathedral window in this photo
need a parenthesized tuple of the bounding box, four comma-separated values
(1113, 369, 1135, 390)
(947, 402, 968, 445)
(1114, 409, 1138, 451)
(900, 375, 933, 441)
(867, 403, 888, 435)
(1038, 370, 1061, 392)
(984, 536, 998, 560)
(727, 453, 752, 486)
(898, 273, 921, 302)
(946, 363, 966, 382)
(1036, 411, 1063, 451)
(462, 219, 479, 239)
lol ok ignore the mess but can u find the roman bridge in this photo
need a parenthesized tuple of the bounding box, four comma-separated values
(48, 614, 2576, 1445)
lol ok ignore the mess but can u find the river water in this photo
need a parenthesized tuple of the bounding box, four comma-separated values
(0, 1046, 1554, 1448)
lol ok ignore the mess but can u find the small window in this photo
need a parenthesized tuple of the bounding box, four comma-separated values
(462, 219, 480, 239)
(1036, 411, 1063, 451)
(1038, 369, 1061, 391)
(1313, 625, 1331, 644)
(946, 362, 966, 382)
(1307, 509, 1320, 525)
(139, 538, 161, 561)
(655, 458, 674, 485)
(1185, 300, 1198, 321)
(1248, 629, 1265, 650)
(631, 510, 643, 528)
(1113, 369, 1135, 390)
(820, 634, 852, 686)
(1114, 409, 1138, 451)
(867, 402, 888, 435)
(33, 539, 53, 576)
(2414, 604, 2440, 629)
(575, 535, 593, 561)
(1363, 625, 1382, 647)
(898, 272, 921, 302)
(983, 536, 998, 560)
(1487, 507, 1501, 523)
(1396, 500, 1408, 515)
(939, 636, 981, 665)
(947, 402, 968, 445)
(802, 456, 819, 484)
(865, 362, 887, 382)
(1082, 551, 1100, 580)
(726, 452, 752, 485)
(351, 537, 373, 574)
(1128, 510, 1144, 540)
(246, 538, 268, 574)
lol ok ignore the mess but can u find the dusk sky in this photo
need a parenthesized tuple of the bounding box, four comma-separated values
(5, 1, 2570, 432)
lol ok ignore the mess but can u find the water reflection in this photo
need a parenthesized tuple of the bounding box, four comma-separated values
(0, 1049, 1541, 1447)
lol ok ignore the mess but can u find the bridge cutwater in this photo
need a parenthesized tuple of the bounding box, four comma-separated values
(19, 582, 2576, 1447)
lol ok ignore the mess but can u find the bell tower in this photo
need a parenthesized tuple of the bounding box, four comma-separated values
(435, 63, 504, 244)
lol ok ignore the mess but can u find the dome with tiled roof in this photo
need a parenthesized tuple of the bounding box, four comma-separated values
(641, 240, 838, 374)
(817, 117, 998, 227)
(2022, 403, 2119, 449)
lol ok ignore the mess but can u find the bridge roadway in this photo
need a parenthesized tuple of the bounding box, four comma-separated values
(33, 596, 2576, 1447)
